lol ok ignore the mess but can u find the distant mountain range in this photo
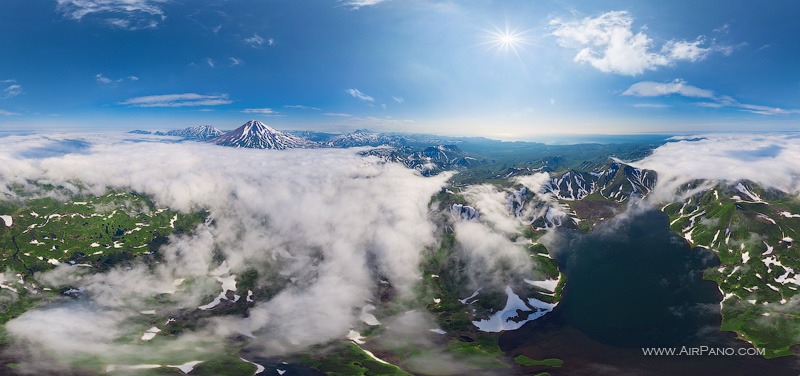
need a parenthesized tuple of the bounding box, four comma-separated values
(161, 125, 223, 140)
(128, 120, 482, 174)
(128, 125, 223, 140)
(132, 120, 464, 150)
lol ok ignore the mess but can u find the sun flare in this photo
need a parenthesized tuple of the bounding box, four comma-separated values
(481, 24, 531, 55)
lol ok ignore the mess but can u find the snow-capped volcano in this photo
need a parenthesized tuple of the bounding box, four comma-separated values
(211, 120, 315, 149)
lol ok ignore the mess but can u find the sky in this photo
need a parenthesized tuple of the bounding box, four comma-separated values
(1, 0, 799, 138)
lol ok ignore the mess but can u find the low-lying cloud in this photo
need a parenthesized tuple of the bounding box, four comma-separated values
(632, 133, 800, 201)
(0, 132, 449, 372)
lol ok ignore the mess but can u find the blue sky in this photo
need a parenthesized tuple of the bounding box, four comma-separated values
(1, 0, 799, 138)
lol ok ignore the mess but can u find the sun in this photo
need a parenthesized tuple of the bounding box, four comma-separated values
(480, 23, 531, 56)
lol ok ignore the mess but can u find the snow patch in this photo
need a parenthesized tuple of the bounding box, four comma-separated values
(140, 326, 161, 341)
(359, 304, 380, 326)
(523, 278, 559, 292)
(167, 361, 203, 374)
(458, 288, 481, 304)
(471, 286, 556, 332)
(239, 357, 265, 374)
(347, 330, 366, 344)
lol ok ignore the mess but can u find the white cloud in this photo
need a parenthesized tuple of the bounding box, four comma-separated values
(452, 176, 554, 288)
(205, 57, 215, 68)
(346, 88, 374, 102)
(0, 133, 449, 368)
(623, 79, 714, 98)
(244, 34, 269, 48)
(633, 134, 800, 202)
(2, 84, 22, 99)
(392, 96, 404, 104)
(229, 57, 243, 66)
(342, 0, 388, 9)
(242, 108, 279, 115)
(56, 0, 168, 30)
(623, 79, 800, 115)
(550, 11, 726, 75)
(453, 220, 533, 288)
(95, 74, 113, 84)
(0, 109, 19, 116)
(662, 38, 710, 61)
(118, 93, 232, 107)
(96, 74, 138, 85)
(323, 112, 353, 117)
(285, 105, 321, 111)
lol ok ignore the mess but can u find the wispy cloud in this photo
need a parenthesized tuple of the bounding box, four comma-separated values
(323, 112, 353, 117)
(245, 33, 273, 48)
(623, 80, 714, 98)
(624, 79, 800, 115)
(119, 93, 232, 107)
(2, 84, 22, 99)
(229, 57, 243, 66)
(713, 23, 730, 34)
(285, 105, 321, 111)
(346, 88, 374, 102)
(550, 11, 730, 76)
(56, 0, 168, 30)
(0, 109, 19, 116)
(96, 74, 138, 85)
(242, 108, 279, 115)
(341, 0, 388, 9)
(392, 96, 404, 104)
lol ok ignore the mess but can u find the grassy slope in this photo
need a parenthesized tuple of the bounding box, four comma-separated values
(0, 191, 203, 276)
(294, 343, 411, 376)
(664, 184, 800, 357)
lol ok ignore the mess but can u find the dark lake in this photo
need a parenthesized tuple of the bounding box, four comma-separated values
(500, 208, 800, 375)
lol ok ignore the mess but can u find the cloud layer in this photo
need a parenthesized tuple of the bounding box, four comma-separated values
(633, 133, 800, 201)
(0, 133, 449, 371)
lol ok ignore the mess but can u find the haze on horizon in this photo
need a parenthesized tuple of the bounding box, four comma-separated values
(1, 0, 799, 139)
